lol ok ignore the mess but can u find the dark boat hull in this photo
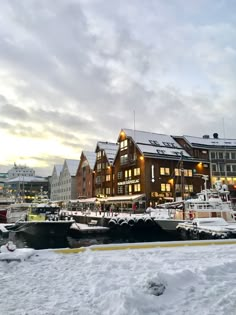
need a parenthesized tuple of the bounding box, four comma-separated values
(7, 221, 74, 238)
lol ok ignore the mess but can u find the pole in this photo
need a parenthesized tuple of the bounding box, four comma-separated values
(180, 152, 185, 220)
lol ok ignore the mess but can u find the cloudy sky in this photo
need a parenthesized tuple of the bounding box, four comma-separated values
(0, 0, 235, 176)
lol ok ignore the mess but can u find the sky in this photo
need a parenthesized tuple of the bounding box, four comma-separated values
(0, 0, 236, 176)
(1, 241, 236, 314)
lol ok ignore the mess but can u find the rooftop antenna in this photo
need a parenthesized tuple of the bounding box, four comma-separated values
(222, 117, 227, 183)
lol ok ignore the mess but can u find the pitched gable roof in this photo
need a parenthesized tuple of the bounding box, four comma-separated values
(120, 128, 190, 159)
(65, 159, 80, 176)
(96, 141, 119, 165)
(83, 151, 96, 170)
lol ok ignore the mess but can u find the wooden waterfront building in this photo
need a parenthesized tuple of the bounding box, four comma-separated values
(93, 141, 119, 198)
(76, 151, 96, 198)
(112, 129, 210, 207)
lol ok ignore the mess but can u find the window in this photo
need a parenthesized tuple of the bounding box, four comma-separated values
(175, 169, 181, 176)
(226, 165, 231, 173)
(161, 183, 171, 192)
(134, 168, 140, 176)
(128, 185, 132, 193)
(125, 169, 132, 179)
(210, 152, 216, 159)
(184, 169, 192, 177)
(134, 184, 141, 192)
(120, 139, 128, 150)
(212, 164, 217, 172)
(118, 186, 123, 194)
(218, 164, 225, 172)
(149, 140, 160, 146)
(97, 151, 102, 160)
(175, 168, 192, 176)
(226, 152, 230, 160)
(97, 163, 101, 171)
(106, 174, 110, 181)
(160, 167, 170, 175)
(185, 185, 193, 192)
(231, 153, 236, 160)
(120, 154, 128, 165)
(218, 152, 224, 159)
(117, 171, 123, 180)
(232, 165, 236, 172)
(105, 188, 110, 195)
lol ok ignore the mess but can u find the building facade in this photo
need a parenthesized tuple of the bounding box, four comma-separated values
(76, 151, 96, 198)
(50, 165, 63, 201)
(94, 141, 119, 197)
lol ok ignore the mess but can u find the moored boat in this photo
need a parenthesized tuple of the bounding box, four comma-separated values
(153, 177, 236, 234)
(176, 217, 236, 240)
(6, 203, 75, 238)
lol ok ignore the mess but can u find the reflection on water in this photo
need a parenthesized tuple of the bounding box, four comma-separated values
(0, 228, 179, 250)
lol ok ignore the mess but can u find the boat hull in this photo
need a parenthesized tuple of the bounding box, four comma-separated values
(7, 220, 74, 238)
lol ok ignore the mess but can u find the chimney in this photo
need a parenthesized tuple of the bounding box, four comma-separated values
(213, 133, 219, 139)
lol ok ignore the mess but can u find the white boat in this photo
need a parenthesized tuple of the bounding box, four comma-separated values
(153, 177, 236, 234)
(6, 202, 30, 223)
(176, 217, 236, 240)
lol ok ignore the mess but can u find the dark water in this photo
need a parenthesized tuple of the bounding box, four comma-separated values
(1, 227, 179, 250)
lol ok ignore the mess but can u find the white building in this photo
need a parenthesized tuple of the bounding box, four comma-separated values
(50, 165, 63, 201)
(8, 163, 35, 179)
(50, 159, 80, 202)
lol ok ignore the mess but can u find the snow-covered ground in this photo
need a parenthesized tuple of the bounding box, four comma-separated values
(1, 241, 236, 315)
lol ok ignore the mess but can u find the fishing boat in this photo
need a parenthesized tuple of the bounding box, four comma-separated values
(6, 202, 75, 238)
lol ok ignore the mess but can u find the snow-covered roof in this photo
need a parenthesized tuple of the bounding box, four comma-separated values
(97, 142, 119, 165)
(82, 151, 96, 170)
(6, 176, 47, 183)
(65, 159, 80, 176)
(121, 129, 190, 158)
(54, 165, 63, 175)
(182, 135, 236, 148)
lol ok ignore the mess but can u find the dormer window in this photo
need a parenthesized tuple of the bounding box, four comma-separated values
(120, 139, 128, 151)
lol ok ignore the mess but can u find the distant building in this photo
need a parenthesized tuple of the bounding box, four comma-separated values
(0, 173, 8, 196)
(8, 163, 35, 179)
(50, 159, 80, 202)
(6, 176, 48, 203)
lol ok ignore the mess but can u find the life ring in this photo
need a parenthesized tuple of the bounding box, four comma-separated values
(6, 241, 16, 252)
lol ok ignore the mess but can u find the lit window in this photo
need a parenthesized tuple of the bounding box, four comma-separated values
(134, 168, 140, 176)
(161, 183, 171, 192)
(120, 139, 128, 150)
(160, 167, 170, 175)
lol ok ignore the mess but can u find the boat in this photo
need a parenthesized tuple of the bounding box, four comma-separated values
(6, 202, 30, 223)
(69, 222, 109, 238)
(153, 176, 236, 234)
(6, 202, 75, 238)
(176, 217, 236, 240)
